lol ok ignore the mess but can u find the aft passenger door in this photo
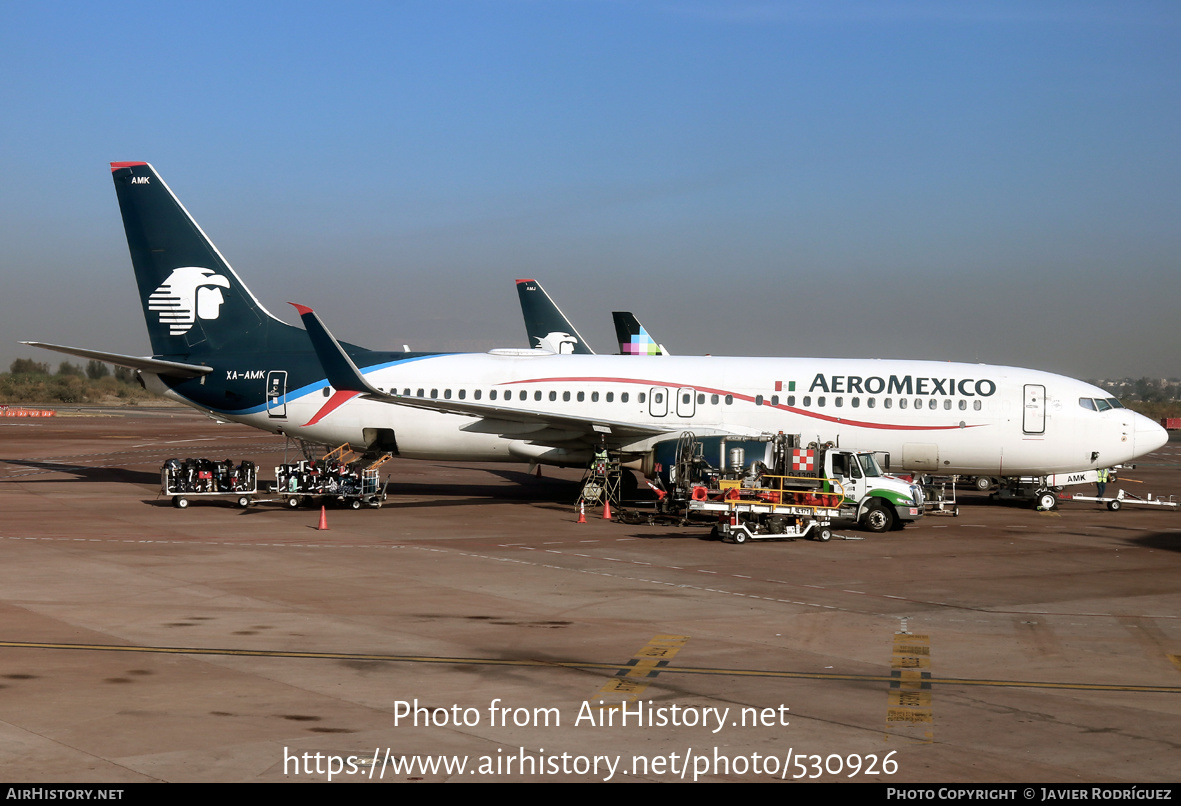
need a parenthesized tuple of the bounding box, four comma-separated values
(266, 371, 287, 418)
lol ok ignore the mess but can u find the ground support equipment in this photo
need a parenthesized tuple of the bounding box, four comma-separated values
(916, 476, 961, 517)
(688, 475, 843, 543)
(161, 458, 258, 509)
(578, 448, 622, 511)
(271, 444, 390, 510)
(1056, 488, 1178, 511)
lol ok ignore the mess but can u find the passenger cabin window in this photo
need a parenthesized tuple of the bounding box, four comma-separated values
(416, 388, 424, 397)
(562, 391, 570, 402)
(787, 395, 795, 406)
(591, 391, 598, 402)
(973, 400, 982, 411)
(711, 394, 719, 405)
(489, 390, 497, 400)
(606, 392, 614, 402)
(549, 391, 557, 402)
(899, 399, 907, 409)
(771, 395, 779, 406)
(697, 394, 706, 405)
(621, 392, 629, 403)
(323, 388, 331, 398)
(725, 395, 733, 405)
(444, 389, 451, 399)
(818, 396, 826, 407)
(430, 388, 438, 399)
(577, 391, 584, 402)
(802, 396, 810, 406)
(639, 393, 647, 403)
(458, 389, 466, 400)
(755, 395, 763, 406)
(534, 391, 542, 401)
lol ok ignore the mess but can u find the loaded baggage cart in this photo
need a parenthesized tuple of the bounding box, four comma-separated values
(161, 458, 258, 509)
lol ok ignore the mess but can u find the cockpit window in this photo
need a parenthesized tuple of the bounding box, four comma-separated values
(1094, 398, 1112, 412)
(1079, 398, 1096, 411)
(1106, 398, 1123, 409)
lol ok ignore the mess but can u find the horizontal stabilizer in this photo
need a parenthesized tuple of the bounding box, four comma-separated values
(20, 342, 212, 378)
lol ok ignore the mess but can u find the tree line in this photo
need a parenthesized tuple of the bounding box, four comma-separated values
(2, 359, 160, 405)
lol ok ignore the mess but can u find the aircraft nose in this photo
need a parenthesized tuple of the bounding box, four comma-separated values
(1133, 412, 1169, 457)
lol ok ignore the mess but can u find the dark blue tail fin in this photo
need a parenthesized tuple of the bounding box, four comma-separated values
(111, 162, 304, 357)
(515, 279, 594, 354)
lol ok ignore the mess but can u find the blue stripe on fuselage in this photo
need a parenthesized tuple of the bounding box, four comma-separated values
(180, 354, 445, 415)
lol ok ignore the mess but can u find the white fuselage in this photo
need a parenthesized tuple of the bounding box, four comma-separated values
(157, 353, 1167, 477)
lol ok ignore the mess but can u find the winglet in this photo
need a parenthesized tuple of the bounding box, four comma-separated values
(288, 302, 383, 396)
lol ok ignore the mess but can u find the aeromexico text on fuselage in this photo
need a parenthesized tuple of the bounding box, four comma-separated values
(808, 374, 996, 397)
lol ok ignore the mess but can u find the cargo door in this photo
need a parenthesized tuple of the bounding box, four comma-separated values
(1023, 384, 1045, 434)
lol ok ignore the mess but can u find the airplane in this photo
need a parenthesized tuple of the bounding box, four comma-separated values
(613, 311, 669, 356)
(23, 162, 1169, 520)
(515, 279, 594, 354)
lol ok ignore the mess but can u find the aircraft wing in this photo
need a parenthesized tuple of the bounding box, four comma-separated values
(20, 341, 213, 378)
(290, 303, 677, 445)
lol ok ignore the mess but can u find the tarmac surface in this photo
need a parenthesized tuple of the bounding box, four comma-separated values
(1, 407, 1179, 783)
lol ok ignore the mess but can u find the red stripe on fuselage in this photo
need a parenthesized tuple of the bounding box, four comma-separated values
(500, 376, 982, 432)
(303, 390, 360, 426)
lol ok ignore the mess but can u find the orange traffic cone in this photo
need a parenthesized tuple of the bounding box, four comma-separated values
(602, 499, 613, 520)
(577, 501, 586, 524)
(317, 505, 329, 531)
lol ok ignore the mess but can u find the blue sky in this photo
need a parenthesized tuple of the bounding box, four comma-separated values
(2, 1, 1178, 378)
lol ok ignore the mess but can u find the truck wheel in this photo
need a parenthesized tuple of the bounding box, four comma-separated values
(861, 502, 895, 533)
(1036, 491, 1058, 511)
(175, 496, 189, 509)
(1107, 499, 1121, 511)
(350, 499, 362, 510)
(974, 476, 992, 491)
(732, 529, 749, 544)
(814, 527, 832, 542)
(237, 496, 250, 508)
(287, 497, 301, 509)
